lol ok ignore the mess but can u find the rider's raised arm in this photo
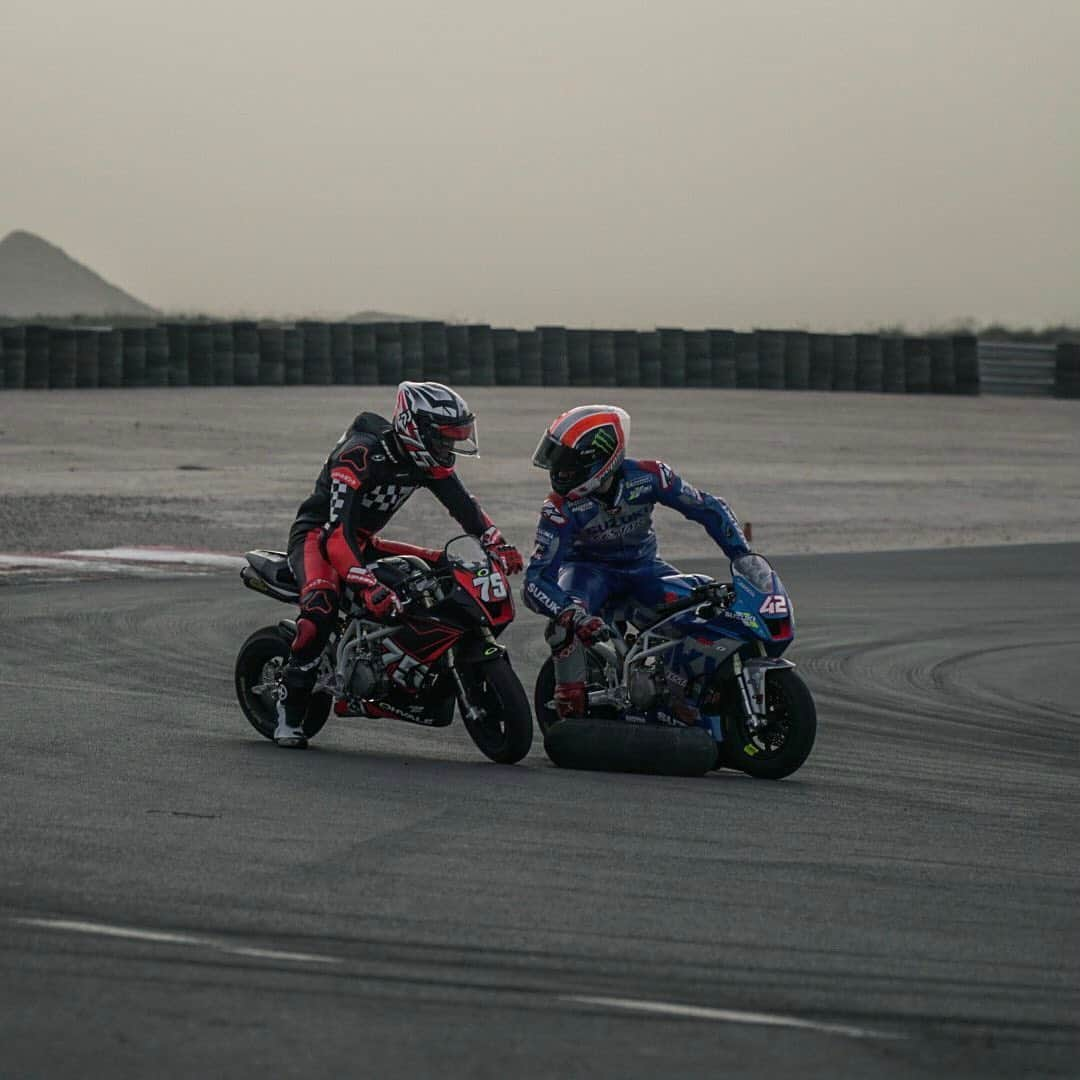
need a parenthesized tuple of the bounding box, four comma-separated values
(329, 440, 378, 566)
(427, 471, 491, 537)
(638, 460, 750, 560)
(522, 496, 578, 618)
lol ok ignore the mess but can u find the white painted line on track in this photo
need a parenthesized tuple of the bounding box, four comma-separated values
(61, 547, 246, 569)
(14, 917, 341, 966)
(564, 995, 900, 1041)
(0, 546, 245, 577)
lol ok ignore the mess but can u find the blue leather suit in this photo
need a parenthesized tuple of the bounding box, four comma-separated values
(523, 458, 751, 620)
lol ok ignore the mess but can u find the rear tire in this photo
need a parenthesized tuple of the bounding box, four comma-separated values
(720, 668, 816, 780)
(234, 626, 331, 742)
(459, 656, 534, 764)
(544, 718, 718, 777)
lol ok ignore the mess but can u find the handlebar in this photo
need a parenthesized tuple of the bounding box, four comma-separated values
(654, 582, 732, 621)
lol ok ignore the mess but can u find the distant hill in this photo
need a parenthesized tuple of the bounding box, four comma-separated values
(0, 230, 157, 318)
(346, 309, 426, 323)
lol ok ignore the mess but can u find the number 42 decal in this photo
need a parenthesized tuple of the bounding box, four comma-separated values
(760, 594, 789, 615)
(473, 570, 508, 602)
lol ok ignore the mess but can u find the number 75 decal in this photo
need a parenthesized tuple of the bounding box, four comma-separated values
(473, 570, 508, 602)
(760, 594, 789, 616)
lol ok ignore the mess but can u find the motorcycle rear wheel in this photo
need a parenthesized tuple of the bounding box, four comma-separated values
(234, 625, 331, 742)
(459, 656, 533, 764)
(534, 657, 718, 776)
(720, 668, 816, 780)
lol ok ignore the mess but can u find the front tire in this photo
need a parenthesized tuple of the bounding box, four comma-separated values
(234, 626, 330, 742)
(459, 656, 533, 764)
(720, 668, 816, 780)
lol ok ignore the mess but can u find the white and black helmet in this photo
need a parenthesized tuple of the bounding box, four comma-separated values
(392, 381, 478, 477)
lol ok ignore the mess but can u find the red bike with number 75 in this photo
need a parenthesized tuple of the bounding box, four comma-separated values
(234, 534, 533, 763)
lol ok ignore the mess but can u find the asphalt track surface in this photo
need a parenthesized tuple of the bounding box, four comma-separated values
(2, 543, 1077, 1078)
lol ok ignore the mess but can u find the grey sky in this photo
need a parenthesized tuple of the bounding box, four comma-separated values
(3, 0, 1078, 328)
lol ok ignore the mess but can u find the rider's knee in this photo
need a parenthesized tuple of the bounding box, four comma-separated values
(544, 615, 577, 659)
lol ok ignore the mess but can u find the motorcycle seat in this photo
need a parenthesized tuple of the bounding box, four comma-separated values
(245, 549, 298, 589)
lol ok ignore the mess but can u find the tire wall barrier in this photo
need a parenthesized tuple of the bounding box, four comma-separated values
(684, 330, 710, 388)
(121, 327, 147, 388)
(1055, 342, 1080, 399)
(75, 329, 99, 388)
(903, 337, 932, 393)
(447, 325, 471, 386)
(352, 323, 378, 385)
(734, 332, 758, 389)
(0, 321, 1072, 399)
(882, 336, 906, 393)
(25, 325, 50, 389)
(539, 326, 568, 387)
(98, 329, 123, 388)
(518, 329, 542, 386)
(375, 321, 404, 385)
(953, 334, 979, 395)
(638, 331, 662, 388)
(211, 323, 234, 387)
(165, 323, 190, 386)
(401, 323, 424, 382)
(589, 330, 617, 387)
(755, 330, 784, 390)
(614, 330, 640, 388)
(658, 328, 686, 388)
(493, 328, 521, 386)
(258, 325, 285, 386)
(709, 330, 736, 389)
(188, 324, 214, 386)
(146, 326, 170, 387)
(783, 331, 810, 391)
(298, 320, 329, 385)
(808, 333, 833, 391)
(567, 329, 590, 387)
(2, 326, 27, 389)
(831, 335, 857, 391)
(283, 327, 304, 385)
(420, 322, 449, 384)
(232, 321, 259, 386)
(330, 322, 354, 385)
(929, 337, 956, 394)
(854, 334, 884, 392)
(48, 328, 77, 389)
(468, 324, 495, 386)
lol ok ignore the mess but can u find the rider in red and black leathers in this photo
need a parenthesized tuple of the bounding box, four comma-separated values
(275, 382, 522, 748)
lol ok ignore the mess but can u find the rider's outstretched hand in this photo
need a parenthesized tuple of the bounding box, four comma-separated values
(346, 566, 404, 620)
(556, 605, 610, 645)
(481, 526, 524, 575)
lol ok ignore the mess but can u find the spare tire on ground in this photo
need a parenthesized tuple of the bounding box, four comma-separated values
(543, 717, 718, 777)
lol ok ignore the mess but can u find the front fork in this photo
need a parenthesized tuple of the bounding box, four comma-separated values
(733, 654, 795, 732)
(447, 629, 502, 723)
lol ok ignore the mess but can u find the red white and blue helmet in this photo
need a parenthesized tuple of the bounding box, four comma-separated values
(532, 405, 630, 500)
(392, 381, 478, 479)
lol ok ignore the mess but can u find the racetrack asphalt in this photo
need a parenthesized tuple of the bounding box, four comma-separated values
(1, 543, 1077, 1078)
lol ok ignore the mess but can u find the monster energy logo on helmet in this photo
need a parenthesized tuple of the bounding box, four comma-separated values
(591, 428, 617, 454)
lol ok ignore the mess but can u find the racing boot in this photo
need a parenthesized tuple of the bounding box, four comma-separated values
(553, 681, 588, 722)
(274, 660, 318, 749)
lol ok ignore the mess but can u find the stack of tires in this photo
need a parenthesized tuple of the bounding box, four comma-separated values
(1056, 342, 1080, 399)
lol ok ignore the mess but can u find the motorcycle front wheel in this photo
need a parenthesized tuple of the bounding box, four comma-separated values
(234, 625, 331, 742)
(720, 668, 816, 780)
(458, 655, 533, 764)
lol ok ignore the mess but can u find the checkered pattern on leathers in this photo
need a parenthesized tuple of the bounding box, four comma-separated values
(359, 484, 415, 512)
(329, 478, 349, 523)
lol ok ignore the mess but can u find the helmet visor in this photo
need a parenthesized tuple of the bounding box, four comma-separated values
(532, 432, 592, 494)
(429, 419, 478, 464)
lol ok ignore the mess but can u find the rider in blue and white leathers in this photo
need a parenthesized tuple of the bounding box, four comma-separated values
(524, 405, 751, 720)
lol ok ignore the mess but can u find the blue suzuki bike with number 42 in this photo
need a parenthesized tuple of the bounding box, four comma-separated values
(534, 554, 816, 779)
